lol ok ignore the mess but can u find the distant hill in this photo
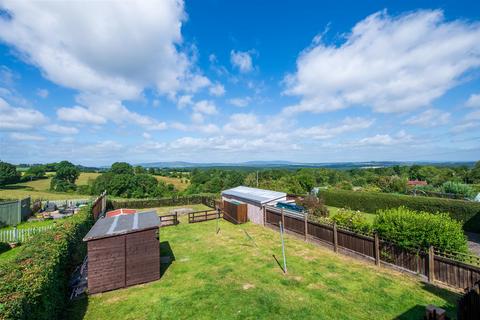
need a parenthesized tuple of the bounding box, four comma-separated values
(136, 160, 475, 169)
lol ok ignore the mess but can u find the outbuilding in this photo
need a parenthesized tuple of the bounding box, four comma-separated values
(83, 211, 160, 294)
(221, 186, 287, 225)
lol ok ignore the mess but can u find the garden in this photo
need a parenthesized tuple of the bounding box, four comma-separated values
(67, 213, 458, 320)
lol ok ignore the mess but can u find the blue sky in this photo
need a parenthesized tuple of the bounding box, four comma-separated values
(0, 0, 479, 166)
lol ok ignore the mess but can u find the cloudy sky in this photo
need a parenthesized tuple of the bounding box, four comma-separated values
(0, 0, 479, 166)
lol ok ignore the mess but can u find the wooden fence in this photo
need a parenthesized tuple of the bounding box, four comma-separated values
(458, 280, 480, 320)
(265, 206, 480, 291)
(0, 198, 31, 226)
(91, 191, 107, 221)
(160, 213, 178, 227)
(0, 225, 54, 243)
(188, 209, 221, 223)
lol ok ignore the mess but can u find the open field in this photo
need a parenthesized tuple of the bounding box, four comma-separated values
(68, 215, 458, 319)
(154, 175, 190, 191)
(0, 172, 99, 200)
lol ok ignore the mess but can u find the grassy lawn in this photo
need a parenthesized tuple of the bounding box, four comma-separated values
(154, 175, 190, 191)
(140, 203, 212, 215)
(0, 172, 98, 200)
(327, 205, 377, 224)
(68, 215, 458, 319)
(0, 247, 20, 263)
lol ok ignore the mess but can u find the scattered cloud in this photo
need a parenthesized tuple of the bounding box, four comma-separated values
(142, 132, 152, 139)
(223, 113, 265, 135)
(403, 109, 450, 127)
(36, 89, 49, 98)
(177, 95, 193, 109)
(10, 132, 45, 141)
(228, 97, 251, 107)
(57, 105, 107, 125)
(466, 93, 480, 108)
(45, 124, 79, 135)
(355, 130, 413, 146)
(283, 10, 480, 115)
(298, 117, 374, 139)
(193, 100, 218, 115)
(209, 83, 226, 96)
(0, 97, 47, 130)
(230, 50, 254, 73)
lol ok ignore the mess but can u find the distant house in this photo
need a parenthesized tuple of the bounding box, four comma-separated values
(221, 186, 287, 225)
(407, 180, 428, 187)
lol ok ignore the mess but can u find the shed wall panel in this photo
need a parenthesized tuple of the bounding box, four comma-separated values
(126, 229, 160, 286)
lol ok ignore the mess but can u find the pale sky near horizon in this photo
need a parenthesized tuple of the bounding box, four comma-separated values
(0, 0, 479, 166)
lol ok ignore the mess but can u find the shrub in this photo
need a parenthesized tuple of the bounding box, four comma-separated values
(442, 181, 475, 199)
(373, 207, 467, 253)
(0, 242, 10, 254)
(295, 195, 329, 217)
(319, 189, 480, 232)
(109, 193, 218, 209)
(330, 208, 372, 234)
(0, 205, 94, 319)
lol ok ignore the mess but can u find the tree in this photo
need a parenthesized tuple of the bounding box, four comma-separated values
(24, 165, 46, 180)
(470, 161, 480, 184)
(0, 161, 20, 186)
(50, 161, 79, 192)
(110, 162, 134, 175)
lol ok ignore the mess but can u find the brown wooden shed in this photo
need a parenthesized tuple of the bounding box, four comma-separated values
(222, 199, 248, 224)
(83, 211, 160, 294)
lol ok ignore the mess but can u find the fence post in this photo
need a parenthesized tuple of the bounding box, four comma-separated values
(281, 208, 285, 229)
(304, 211, 308, 242)
(14, 226, 18, 243)
(428, 246, 435, 283)
(333, 222, 338, 253)
(374, 233, 380, 266)
(263, 206, 266, 226)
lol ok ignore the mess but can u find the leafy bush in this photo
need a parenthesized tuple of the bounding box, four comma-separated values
(330, 208, 372, 234)
(295, 195, 329, 217)
(0, 242, 10, 254)
(109, 193, 217, 209)
(319, 189, 480, 232)
(373, 207, 467, 253)
(442, 181, 475, 199)
(0, 205, 94, 319)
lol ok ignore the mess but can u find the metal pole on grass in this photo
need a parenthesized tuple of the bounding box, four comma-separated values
(216, 208, 220, 234)
(279, 221, 287, 274)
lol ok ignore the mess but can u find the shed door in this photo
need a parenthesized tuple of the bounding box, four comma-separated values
(126, 229, 160, 286)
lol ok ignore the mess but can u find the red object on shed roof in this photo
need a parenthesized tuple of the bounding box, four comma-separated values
(407, 180, 428, 186)
(106, 208, 137, 218)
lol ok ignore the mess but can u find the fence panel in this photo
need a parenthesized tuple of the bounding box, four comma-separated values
(266, 209, 281, 226)
(0, 225, 54, 243)
(307, 221, 334, 244)
(380, 241, 427, 275)
(337, 228, 375, 258)
(0, 201, 20, 226)
(283, 214, 305, 235)
(160, 213, 178, 227)
(458, 280, 480, 320)
(20, 197, 31, 220)
(188, 210, 220, 223)
(434, 255, 480, 289)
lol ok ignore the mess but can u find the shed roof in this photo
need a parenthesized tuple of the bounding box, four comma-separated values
(83, 211, 159, 241)
(221, 186, 286, 205)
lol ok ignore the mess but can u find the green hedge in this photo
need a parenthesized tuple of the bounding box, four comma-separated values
(320, 190, 480, 232)
(0, 205, 94, 319)
(109, 193, 218, 210)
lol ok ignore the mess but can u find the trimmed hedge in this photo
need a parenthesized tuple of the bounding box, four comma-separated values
(109, 193, 218, 210)
(320, 190, 480, 232)
(0, 205, 94, 319)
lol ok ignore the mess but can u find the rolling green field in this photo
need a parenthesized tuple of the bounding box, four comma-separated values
(68, 215, 458, 320)
(0, 172, 99, 200)
(154, 175, 190, 191)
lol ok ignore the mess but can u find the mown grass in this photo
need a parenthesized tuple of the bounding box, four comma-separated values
(68, 215, 458, 320)
(0, 172, 99, 200)
(154, 175, 190, 191)
(0, 246, 20, 263)
(143, 203, 212, 215)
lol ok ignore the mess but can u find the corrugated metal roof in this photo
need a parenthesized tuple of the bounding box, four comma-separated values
(221, 186, 286, 204)
(83, 211, 159, 241)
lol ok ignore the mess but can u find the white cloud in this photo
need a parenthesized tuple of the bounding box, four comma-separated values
(230, 50, 254, 73)
(0, 97, 47, 130)
(403, 109, 450, 127)
(36, 89, 49, 98)
(228, 97, 251, 107)
(57, 105, 107, 125)
(193, 100, 218, 115)
(284, 10, 480, 115)
(143, 132, 152, 139)
(465, 110, 480, 121)
(355, 130, 413, 146)
(451, 122, 480, 133)
(466, 93, 480, 108)
(298, 117, 374, 139)
(10, 132, 45, 141)
(209, 83, 226, 96)
(45, 124, 78, 135)
(152, 99, 160, 108)
(223, 113, 265, 135)
(177, 95, 193, 109)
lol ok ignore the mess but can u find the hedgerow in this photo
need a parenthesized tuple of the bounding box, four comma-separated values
(319, 189, 480, 232)
(0, 205, 94, 320)
(373, 207, 468, 253)
(109, 193, 218, 209)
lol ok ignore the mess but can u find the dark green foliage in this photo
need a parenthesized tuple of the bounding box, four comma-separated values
(373, 207, 467, 253)
(295, 195, 329, 217)
(50, 161, 79, 192)
(470, 161, 480, 183)
(21, 165, 46, 182)
(0, 162, 20, 186)
(110, 162, 134, 175)
(0, 242, 10, 254)
(441, 181, 475, 199)
(109, 193, 217, 209)
(0, 205, 94, 319)
(320, 189, 480, 232)
(185, 169, 246, 194)
(330, 208, 372, 234)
